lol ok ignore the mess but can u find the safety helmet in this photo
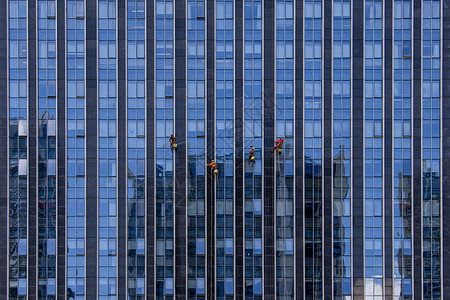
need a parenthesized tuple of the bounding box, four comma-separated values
(252, 147, 255, 150)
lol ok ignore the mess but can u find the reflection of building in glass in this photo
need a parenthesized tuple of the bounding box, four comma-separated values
(422, 165, 441, 298)
(304, 156, 322, 298)
(333, 147, 350, 297)
(395, 172, 412, 299)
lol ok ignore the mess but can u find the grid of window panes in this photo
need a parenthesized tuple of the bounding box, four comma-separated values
(186, 0, 206, 297)
(275, 1, 294, 298)
(8, 0, 28, 296)
(304, 1, 323, 298)
(422, 1, 441, 298)
(332, 0, 352, 298)
(98, 0, 117, 297)
(215, 0, 234, 297)
(155, 0, 174, 297)
(127, 0, 146, 297)
(364, 0, 383, 298)
(37, 0, 57, 297)
(392, 1, 412, 298)
(243, 0, 262, 298)
(66, 0, 86, 297)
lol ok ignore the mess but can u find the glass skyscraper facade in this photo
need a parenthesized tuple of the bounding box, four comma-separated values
(1, 0, 450, 298)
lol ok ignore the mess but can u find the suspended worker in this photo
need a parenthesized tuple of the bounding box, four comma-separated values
(271, 137, 284, 154)
(248, 147, 255, 164)
(169, 134, 177, 150)
(207, 160, 219, 176)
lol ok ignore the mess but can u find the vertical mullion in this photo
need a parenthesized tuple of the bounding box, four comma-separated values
(146, 0, 155, 295)
(352, 0, 364, 297)
(412, 0, 421, 296)
(323, 0, 332, 295)
(442, 0, 450, 297)
(0, 0, 7, 293)
(294, 0, 304, 297)
(263, 0, 275, 297)
(85, 0, 98, 296)
(383, 0, 393, 297)
(27, 0, 37, 294)
(56, 0, 66, 295)
(174, 0, 187, 295)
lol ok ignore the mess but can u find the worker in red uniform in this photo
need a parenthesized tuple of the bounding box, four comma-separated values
(207, 160, 218, 175)
(248, 147, 255, 164)
(271, 137, 284, 153)
(169, 134, 177, 150)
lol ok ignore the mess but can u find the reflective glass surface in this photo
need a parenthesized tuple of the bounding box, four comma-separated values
(186, 0, 206, 297)
(98, 0, 118, 296)
(215, 0, 234, 297)
(243, 0, 263, 298)
(332, 1, 352, 298)
(37, 0, 57, 297)
(393, 1, 412, 298)
(364, 0, 384, 297)
(127, 0, 146, 297)
(422, 1, 441, 298)
(304, 0, 323, 297)
(66, 0, 86, 297)
(8, 0, 28, 297)
(155, 0, 174, 297)
(275, 0, 294, 298)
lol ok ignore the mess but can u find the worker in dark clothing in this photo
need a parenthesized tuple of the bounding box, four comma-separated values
(248, 147, 255, 164)
(271, 137, 284, 154)
(169, 134, 177, 150)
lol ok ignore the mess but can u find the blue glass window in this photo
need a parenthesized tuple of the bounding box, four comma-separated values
(98, 0, 117, 296)
(364, 0, 384, 297)
(127, 0, 146, 297)
(422, 1, 441, 298)
(392, 1, 413, 298)
(304, 0, 323, 298)
(187, 0, 207, 297)
(332, 0, 352, 297)
(275, 0, 295, 298)
(155, 0, 175, 298)
(8, 0, 28, 296)
(215, 0, 234, 297)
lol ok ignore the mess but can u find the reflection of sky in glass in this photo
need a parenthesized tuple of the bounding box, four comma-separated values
(98, 0, 117, 296)
(392, 1, 413, 298)
(9, 0, 29, 296)
(304, 0, 323, 297)
(421, 1, 441, 298)
(364, 0, 384, 297)
(127, 0, 146, 296)
(275, 0, 295, 298)
(187, 0, 207, 296)
(37, 0, 58, 296)
(66, 0, 86, 296)
(155, 0, 174, 296)
(215, 0, 234, 296)
(243, 0, 263, 297)
(332, 0, 352, 297)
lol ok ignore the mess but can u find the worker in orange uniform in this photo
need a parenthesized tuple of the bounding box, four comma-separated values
(271, 137, 284, 154)
(207, 160, 218, 175)
(248, 147, 255, 164)
(169, 134, 177, 150)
